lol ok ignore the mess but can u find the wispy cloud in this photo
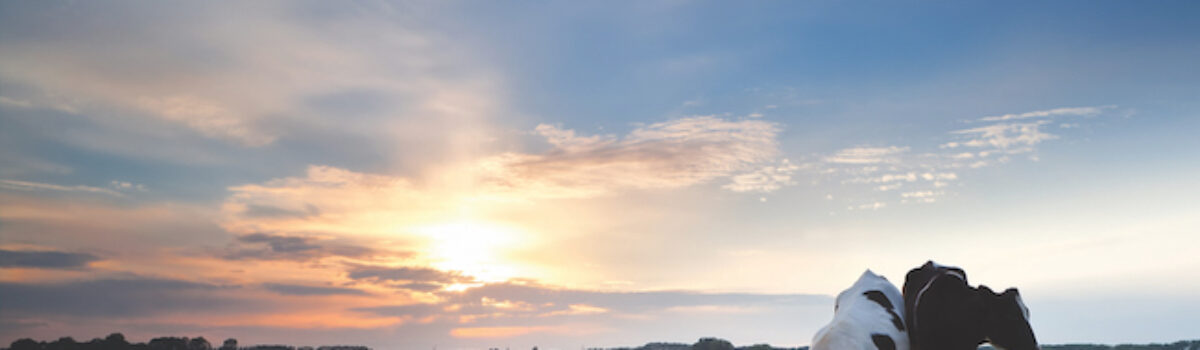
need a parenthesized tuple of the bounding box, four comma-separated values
(0, 277, 259, 318)
(482, 116, 788, 198)
(346, 265, 473, 285)
(722, 159, 802, 193)
(0, 1, 502, 157)
(222, 233, 381, 262)
(136, 95, 275, 146)
(218, 115, 792, 283)
(945, 120, 1057, 152)
(818, 106, 1117, 209)
(262, 283, 367, 296)
(0, 179, 123, 197)
(0, 249, 100, 269)
(823, 146, 909, 164)
(977, 106, 1113, 122)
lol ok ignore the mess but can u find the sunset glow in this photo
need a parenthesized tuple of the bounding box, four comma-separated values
(2, 1, 1199, 350)
(417, 220, 529, 283)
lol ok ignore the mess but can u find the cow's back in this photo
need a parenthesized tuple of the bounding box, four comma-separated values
(813, 270, 909, 350)
(902, 261, 981, 350)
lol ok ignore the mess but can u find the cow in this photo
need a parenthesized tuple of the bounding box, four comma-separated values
(812, 270, 910, 350)
(903, 261, 1039, 350)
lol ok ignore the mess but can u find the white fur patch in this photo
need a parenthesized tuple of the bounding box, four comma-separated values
(812, 270, 910, 350)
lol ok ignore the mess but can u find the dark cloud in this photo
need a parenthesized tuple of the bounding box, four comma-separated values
(354, 303, 444, 318)
(0, 249, 100, 269)
(0, 277, 271, 318)
(241, 204, 321, 219)
(238, 233, 321, 253)
(0, 319, 47, 333)
(263, 283, 367, 296)
(396, 282, 444, 292)
(346, 265, 472, 284)
(222, 233, 378, 261)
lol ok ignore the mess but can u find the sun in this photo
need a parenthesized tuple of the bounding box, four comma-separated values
(415, 220, 526, 283)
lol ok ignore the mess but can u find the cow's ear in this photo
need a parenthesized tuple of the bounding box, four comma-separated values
(978, 285, 998, 297)
(959, 286, 991, 340)
(971, 285, 997, 315)
(999, 288, 1030, 320)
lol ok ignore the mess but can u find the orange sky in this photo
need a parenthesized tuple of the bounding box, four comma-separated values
(3, 1, 1200, 349)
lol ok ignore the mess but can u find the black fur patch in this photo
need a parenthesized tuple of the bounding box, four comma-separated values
(871, 334, 896, 350)
(864, 290, 895, 309)
(864, 290, 906, 331)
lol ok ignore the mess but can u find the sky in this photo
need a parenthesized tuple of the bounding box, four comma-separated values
(1, 1, 1199, 349)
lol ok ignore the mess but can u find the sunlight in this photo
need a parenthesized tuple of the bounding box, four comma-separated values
(415, 220, 526, 283)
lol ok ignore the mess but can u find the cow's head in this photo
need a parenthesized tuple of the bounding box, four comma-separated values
(978, 286, 1039, 350)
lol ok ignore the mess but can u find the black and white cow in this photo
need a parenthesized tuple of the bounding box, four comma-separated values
(902, 261, 1039, 350)
(813, 270, 909, 350)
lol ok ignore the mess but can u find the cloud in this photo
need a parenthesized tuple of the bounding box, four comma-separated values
(0, 96, 33, 109)
(241, 204, 321, 219)
(238, 233, 322, 253)
(219, 115, 794, 278)
(222, 233, 379, 261)
(850, 202, 887, 210)
(482, 116, 787, 198)
(947, 120, 1058, 151)
(978, 106, 1112, 122)
(0, 0, 503, 160)
(0, 179, 123, 197)
(450, 326, 564, 338)
(346, 265, 473, 285)
(823, 146, 909, 164)
(0, 276, 401, 333)
(817, 106, 1116, 209)
(900, 191, 942, 203)
(262, 283, 367, 296)
(220, 165, 449, 238)
(0, 249, 100, 269)
(136, 95, 275, 146)
(224, 115, 789, 207)
(0, 278, 263, 318)
(722, 160, 802, 193)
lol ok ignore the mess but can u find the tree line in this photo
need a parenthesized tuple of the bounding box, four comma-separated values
(6, 334, 1198, 350)
(2, 333, 369, 350)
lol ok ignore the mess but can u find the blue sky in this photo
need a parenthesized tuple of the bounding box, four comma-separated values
(2, 1, 1199, 349)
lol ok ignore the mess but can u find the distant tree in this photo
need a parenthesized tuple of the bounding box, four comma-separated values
(10, 338, 42, 350)
(219, 339, 237, 350)
(148, 337, 188, 350)
(46, 337, 79, 350)
(187, 337, 211, 350)
(692, 338, 734, 350)
(100, 333, 132, 350)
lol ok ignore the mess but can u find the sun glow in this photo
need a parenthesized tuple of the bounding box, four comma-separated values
(415, 220, 527, 282)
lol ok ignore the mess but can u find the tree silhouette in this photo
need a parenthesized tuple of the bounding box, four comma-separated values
(692, 338, 734, 350)
(186, 338, 211, 350)
(148, 337, 188, 350)
(9, 339, 40, 350)
(218, 339, 237, 350)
